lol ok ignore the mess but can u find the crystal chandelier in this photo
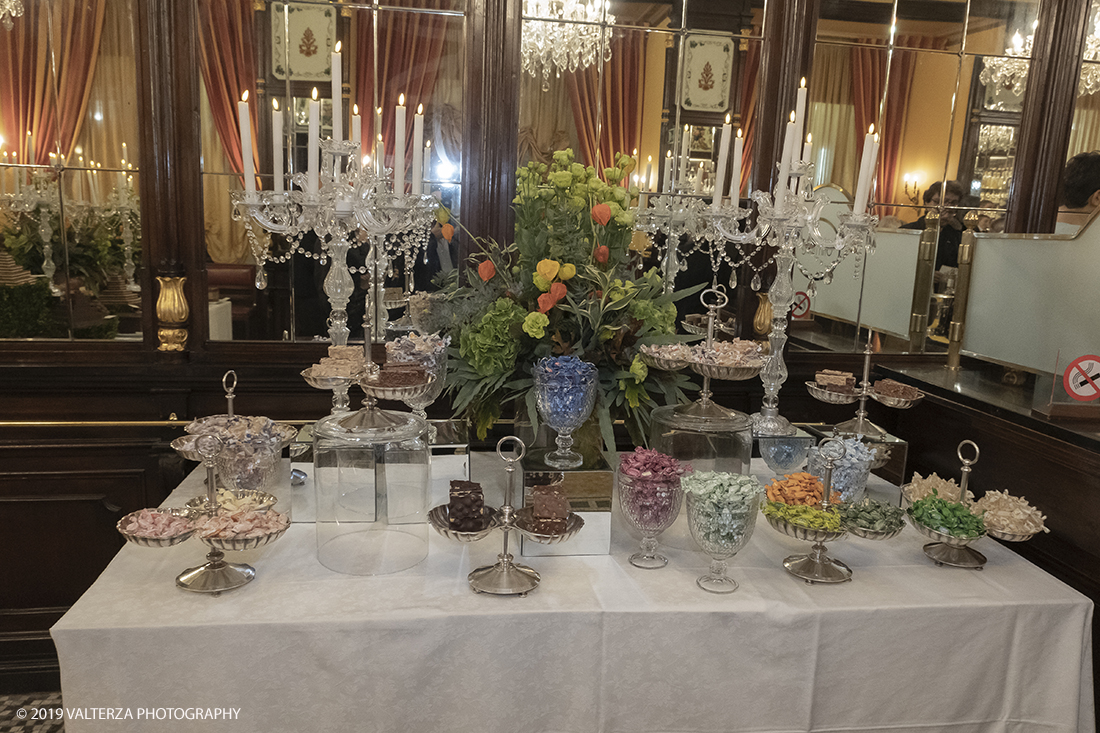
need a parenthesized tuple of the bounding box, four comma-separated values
(980, 10, 1100, 97)
(522, 0, 615, 91)
(1, 0, 24, 31)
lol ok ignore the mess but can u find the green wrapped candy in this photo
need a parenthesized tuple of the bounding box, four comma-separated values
(762, 500, 843, 531)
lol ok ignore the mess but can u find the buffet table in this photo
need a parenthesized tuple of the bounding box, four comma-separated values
(52, 456, 1094, 733)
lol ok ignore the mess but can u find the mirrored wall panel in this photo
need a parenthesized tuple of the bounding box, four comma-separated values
(200, 0, 464, 341)
(0, 0, 142, 341)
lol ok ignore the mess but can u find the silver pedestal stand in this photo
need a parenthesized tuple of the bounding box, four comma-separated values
(768, 437, 853, 583)
(174, 435, 258, 594)
(428, 436, 584, 596)
(806, 329, 925, 438)
(912, 440, 987, 569)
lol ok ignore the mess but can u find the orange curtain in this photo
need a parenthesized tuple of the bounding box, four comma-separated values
(566, 29, 646, 173)
(738, 38, 761, 199)
(196, 0, 259, 184)
(0, 0, 104, 165)
(356, 2, 453, 186)
(852, 36, 946, 215)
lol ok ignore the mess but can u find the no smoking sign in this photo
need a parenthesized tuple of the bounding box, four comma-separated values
(1063, 355, 1100, 402)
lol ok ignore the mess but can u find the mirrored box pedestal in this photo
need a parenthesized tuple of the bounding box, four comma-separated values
(518, 448, 612, 557)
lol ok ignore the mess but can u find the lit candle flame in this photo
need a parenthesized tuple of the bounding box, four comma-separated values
(311, 88, 318, 101)
(335, 40, 341, 53)
(272, 98, 279, 111)
(353, 104, 359, 115)
(241, 90, 249, 103)
(399, 93, 405, 106)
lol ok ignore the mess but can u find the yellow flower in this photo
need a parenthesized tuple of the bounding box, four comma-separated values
(532, 272, 552, 292)
(559, 263, 576, 281)
(536, 259, 561, 282)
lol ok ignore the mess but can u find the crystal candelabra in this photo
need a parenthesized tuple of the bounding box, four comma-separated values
(729, 162, 877, 436)
(351, 173, 438, 343)
(1, 169, 62, 295)
(232, 140, 436, 346)
(633, 192, 709, 294)
(104, 175, 141, 292)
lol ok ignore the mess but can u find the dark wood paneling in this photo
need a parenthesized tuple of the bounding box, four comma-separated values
(0, 428, 185, 694)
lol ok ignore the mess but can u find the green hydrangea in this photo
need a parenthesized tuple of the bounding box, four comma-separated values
(533, 273, 552, 292)
(629, 353, 648, 382)
(459, 298, 526, 377)
(630, 298, 677, 334)
(523, 312, 550, 339)
(549, 170, 573, 189)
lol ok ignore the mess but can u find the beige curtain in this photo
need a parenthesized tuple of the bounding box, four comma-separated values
(808, 45, 857, 196)
(201, 83, 251, 264)
(1067, 89, 1100, 157)
(518, 72, 578, 165)
(72, 0, 139, 204)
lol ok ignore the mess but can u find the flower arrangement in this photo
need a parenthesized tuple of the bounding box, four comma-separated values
(439, 148, 699, 447)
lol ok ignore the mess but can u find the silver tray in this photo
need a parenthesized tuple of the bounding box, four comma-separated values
(301, 366, 365, 389)
(845, 523, 905, 541)
(906, 512, 985, 546)
(200, 523, 289, 551)
(870, 390, 925, 409)
(428, 505, 500, 542)
(986, 527, 1040, 542)
(690, 362, 763, 381)
(765, 513, 846, 543)
(640, 351, 689, 371)
(185, 489, 277, 515)
(805, 381, 859, 405)
(359, 373, 436, 402)
(117, 508, 196, 548)
(512, 507, 585, 544)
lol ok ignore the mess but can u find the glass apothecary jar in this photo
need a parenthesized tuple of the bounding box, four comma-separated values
(313, 408, 430, 575)
(649, 402, 753, 474)
(647, 402, 753, 551)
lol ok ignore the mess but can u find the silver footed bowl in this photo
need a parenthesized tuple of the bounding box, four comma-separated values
(870, 390, 925, 409)
(359, 373, 436, 402)
(513, 507, 585, 545)
(690, 362, 763, 381)
(765, 513, 847, 543)
(428, 505, 499, 542)
(117, 508, 195, 548)
(184, 489, 277, 515)
(301, 366, 365, 390)
(640, 351, 689, 371)
(845, 523, 905, 541)
(805, 381, 860, 405)
(906, 511, 985, 547)
(199, 524, 289, 552)
(986, 527, 1040, 542)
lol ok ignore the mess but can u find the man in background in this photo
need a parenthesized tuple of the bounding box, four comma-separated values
(1056, 151, 1100, 234)
(901, 179, 966, 271)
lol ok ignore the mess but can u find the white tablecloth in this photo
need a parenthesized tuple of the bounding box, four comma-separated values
(52, 457, 1094, 733)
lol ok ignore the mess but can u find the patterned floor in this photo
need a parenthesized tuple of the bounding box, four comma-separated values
(0, 693, 64, 733)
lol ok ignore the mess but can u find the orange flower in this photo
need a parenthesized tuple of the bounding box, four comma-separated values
(591, 203, 611, 226)
(549, 281, 567, 301)
(441, 223, 455, 241)
(478, 259, 496, 282)
(594, 245, 609, 263)
(537, 292, 558, 314)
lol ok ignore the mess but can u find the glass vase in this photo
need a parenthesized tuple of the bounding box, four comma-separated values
(618, 469, 683, 569)
(533, 357, 598, 469)
(686, 490, 762, 593)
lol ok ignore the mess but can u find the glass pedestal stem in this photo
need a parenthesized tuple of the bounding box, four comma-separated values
(323, 237, 354, 346)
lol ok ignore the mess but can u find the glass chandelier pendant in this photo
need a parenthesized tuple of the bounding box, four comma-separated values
(522, 0, 615, 91)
